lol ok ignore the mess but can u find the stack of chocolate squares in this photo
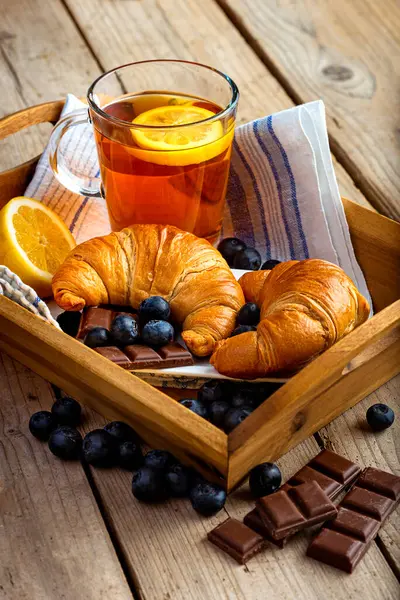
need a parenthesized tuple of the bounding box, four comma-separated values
(208, 449, 400, 573)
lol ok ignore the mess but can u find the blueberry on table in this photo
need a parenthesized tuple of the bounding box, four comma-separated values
(189, 481, 226, 516)
(249, 462, 282, 498)
(208, 400, 230, 429)
(143, 449, 176, 471)
(51, 396, 81, 427)
(142, 320, 174, 346)
(118, 440, 143, 471)
(82, 429, 117, 467)
(179, 398, 208, 419)
(110, 315, 139, 346)
(165, 463, 192, 497)
(223, 407, 253, 433)
(56, 311, 81, 337)
(139, 296, 171, 322)
(366, 403, 395, 431)
(217, 237, 247, 267)
(261, 259, 281, 271)
(84, 327, 110, 348)
(237, 302, 260, 326)
(48, 426, 82, 460)
(230, 325, 257, 337)
(132, 466, 169, 502)
(29, 411, 57, 441)
(232, 247, 261, 270)
(104, 421, 138, 444)
(198, 380, 225, 405)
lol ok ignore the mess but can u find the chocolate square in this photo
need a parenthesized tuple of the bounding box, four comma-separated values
(207, 518, 265, 564)
(341, 487, 393, 521)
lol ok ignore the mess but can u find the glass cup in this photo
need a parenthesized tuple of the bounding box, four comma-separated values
(49, 60, 239, 242)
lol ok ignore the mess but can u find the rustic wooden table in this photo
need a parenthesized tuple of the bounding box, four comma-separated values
(0, 1, 399, 598)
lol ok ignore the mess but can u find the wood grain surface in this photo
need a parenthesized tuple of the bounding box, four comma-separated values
(217, 0, 400, 220)
(0, 0, 399, 598)
(0, 354, 132, 600)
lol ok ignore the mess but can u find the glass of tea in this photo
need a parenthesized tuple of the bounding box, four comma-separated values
(49, 60, 239, 242)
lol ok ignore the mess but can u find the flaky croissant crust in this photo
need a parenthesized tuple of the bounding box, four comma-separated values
(52, 224, 245, 356)
(210, 259, 370, 378)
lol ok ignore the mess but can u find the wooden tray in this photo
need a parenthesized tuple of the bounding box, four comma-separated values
(1, 101, 399, 491)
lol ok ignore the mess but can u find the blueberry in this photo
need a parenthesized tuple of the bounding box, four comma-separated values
(261, 259, 281, 271)
(110, 315, 139, 346)
(366, 404, 395, 431)
(208, 400, 230, 428)
(217, 237, 247, 267)
(51, 397, 81, 427)
(249, 462, 282, 497)
(118, 441, 143, 470)
(165, 463, 191, 497)
(104, 421, 138, 443)
(132, 466, 169, 502)
(143, 449, 176, 471)
(142, 320, 174, 346)
(29, 411, 57, 441)
(48, 426, 82, 460)
(139, 296, 171, 323)
(84, 327, 110, 348)
(230, 325, 257, 337)
(189, 481, 226, 516)
(198, 380, 224, 405)
(230, 389, 258, 409)
(251, 382, 283, 405)
(237, 303, 260, 326)
(82, 429, 117, 467)
(233, 247, 261, 270)
(179, 398, 208, 419)
(57, 311, 81, 337)
(223, 407, 253, 433)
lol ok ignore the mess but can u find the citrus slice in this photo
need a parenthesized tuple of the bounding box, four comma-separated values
(0, 197, 76, 298)
(130, 105, 233, 166)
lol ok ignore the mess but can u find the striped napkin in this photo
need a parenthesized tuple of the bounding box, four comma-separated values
(25, 94, 369, 301)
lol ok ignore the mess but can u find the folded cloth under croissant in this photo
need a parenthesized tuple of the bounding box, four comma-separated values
(24, 94, 370, 304)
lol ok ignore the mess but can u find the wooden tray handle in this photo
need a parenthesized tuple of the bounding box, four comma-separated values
(0, 101, 65, 207)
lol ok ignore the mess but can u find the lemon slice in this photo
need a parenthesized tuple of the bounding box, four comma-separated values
(0, 197, 76, 298)
(130, 105, 233, 166)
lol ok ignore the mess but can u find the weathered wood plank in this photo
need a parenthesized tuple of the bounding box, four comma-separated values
(318, 374, 400, 572)
(0, 354, 133, 600)
(63, 0, 372, 210)
(217, 0, 400, 220)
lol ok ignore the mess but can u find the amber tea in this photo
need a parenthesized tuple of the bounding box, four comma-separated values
(93, 92, 235, 240)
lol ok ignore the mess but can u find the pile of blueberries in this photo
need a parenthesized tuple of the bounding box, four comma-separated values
(28, 392, 227, 515)
(217, 236, 281, 273)
(179, 379, 282, 433)
(58, 296, 176, 349)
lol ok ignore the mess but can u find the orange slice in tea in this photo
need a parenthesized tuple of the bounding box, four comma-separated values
(130, 105, 233, 166)
(0, 197, 76, 297)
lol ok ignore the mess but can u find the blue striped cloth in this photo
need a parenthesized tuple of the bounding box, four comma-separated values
(25, 95, 369, 302)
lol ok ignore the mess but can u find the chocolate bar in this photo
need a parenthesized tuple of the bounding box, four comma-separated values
(281, 449, 362, 499)
(256, 481, 337, 540)
(94, 342, 194, 370)
(77, 306, 194, 370)
(244, 449, 361, 543)
(307, 467, 400, 573)
(207, 518, 265, 564)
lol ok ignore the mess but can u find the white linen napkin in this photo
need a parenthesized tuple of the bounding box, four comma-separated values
(25, 94, 370, 302)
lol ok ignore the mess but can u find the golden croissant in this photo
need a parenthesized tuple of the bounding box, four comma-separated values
(52, 224, 245, 356)
(210, 259, 370, 378)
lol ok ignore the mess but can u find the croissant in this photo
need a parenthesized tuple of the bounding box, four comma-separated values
(52, 224, 245, 357)
(210, 259, 370, 378)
